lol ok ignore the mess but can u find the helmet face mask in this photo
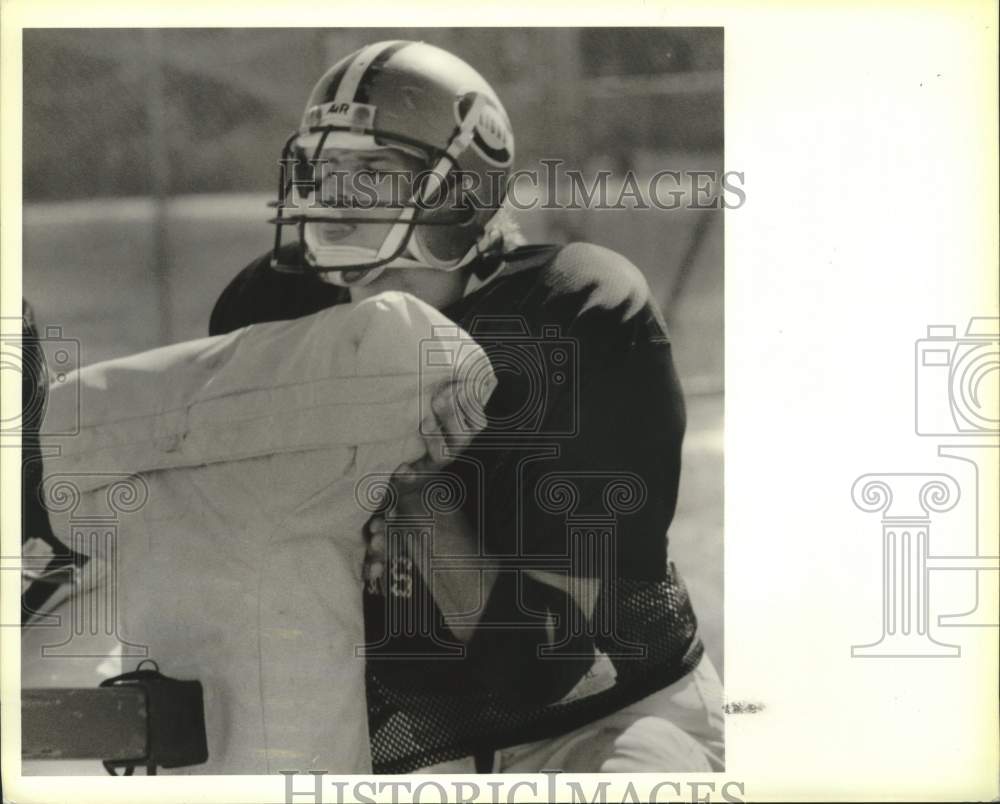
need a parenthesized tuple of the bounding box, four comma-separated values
(269, 41, 515, 287)
(289, 135, 436, 285)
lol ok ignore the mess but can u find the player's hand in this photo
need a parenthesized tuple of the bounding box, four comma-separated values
(362, 513, 388, 595)
(362, 477, 441, 597)
(361, 474, 498, 642)
(397, 380, 477, 483)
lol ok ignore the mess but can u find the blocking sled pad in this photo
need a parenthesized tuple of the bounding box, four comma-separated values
(29, 291, 495, 774)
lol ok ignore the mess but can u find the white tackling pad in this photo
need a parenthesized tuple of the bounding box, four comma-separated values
(26, 291, 495, 774)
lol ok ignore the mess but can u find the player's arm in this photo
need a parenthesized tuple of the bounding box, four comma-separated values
(464, 246, 685, 703)
(208, 247, 347, 336)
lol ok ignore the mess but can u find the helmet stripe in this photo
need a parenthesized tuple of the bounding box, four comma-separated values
(318, 58, 353, 106)
(354, 41, 412, 104)
(332, 40, 407, 107)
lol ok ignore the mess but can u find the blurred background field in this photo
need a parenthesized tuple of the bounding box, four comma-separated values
(21, 28, 724, 674)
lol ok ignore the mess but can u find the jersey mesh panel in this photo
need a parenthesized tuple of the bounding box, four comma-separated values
(365, 561, 702, 773)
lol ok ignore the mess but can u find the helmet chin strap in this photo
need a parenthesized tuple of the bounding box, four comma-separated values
(316, 223, 493, 288)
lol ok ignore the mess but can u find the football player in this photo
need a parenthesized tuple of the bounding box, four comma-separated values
(209, 40, 723, 773)
(20, 300, 91, 624)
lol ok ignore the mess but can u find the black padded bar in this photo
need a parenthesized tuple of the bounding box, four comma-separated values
(22, 687, 147, 761)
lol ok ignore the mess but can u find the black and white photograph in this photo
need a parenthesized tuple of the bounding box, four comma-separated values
(3, 4, 997, 803)
(14, 27, 725, 777)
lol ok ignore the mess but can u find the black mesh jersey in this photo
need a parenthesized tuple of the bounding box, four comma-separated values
(209, 242, 703, 772)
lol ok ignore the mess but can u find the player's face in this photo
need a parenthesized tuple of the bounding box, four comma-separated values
(315, 147, 426, 253)
(313, 147, 468, 309)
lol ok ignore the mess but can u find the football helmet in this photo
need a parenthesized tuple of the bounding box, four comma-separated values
(269, 40, 515, 286)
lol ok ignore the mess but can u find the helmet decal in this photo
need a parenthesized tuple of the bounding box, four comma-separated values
(455, 92, 513, 167)
(305, 101, 378, 133)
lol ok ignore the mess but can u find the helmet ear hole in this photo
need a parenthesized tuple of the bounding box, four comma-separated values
(414, 213, 480, 265)
(437, 171, 477, 224)
(450, 198, 477, 226)
(412, 169, 500, 265)
(411, 173, 459, 223)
